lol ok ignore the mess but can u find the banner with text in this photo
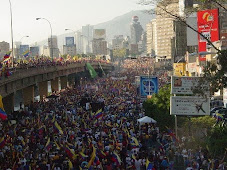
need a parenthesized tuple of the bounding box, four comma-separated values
(197, 8, 219, 61)
(170, 96, 210, 115)
(171, 76, 209, 95)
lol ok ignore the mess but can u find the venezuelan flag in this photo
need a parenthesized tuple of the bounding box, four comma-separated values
(94, 156, 100, 165)
(94, 109, 103, 119)
(53, 121, 63, 134)
(4, 51, 11, 59)
(97, 149, 106, 158)
(64, 146, 76, 159)
(23, 50, 30, 57)
(0, 137, 6, 149)
(131, 137, 139, 148)
(0, 108, 7, 121)
(45, 138, 52, 151)
(167, 128, 179, 142)
(111, 152, 121, 166)
(214, 113, 224, 121)
(146, 159, 154, 170)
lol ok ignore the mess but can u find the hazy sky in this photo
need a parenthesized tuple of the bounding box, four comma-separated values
(0, 0, 149, 46)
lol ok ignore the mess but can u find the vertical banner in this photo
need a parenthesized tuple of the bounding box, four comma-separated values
(140, 76, 158, 97)
(197, 9, 219, 61)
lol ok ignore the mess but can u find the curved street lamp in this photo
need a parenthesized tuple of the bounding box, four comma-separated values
(20, 35, 29, 44)
(36, 18, 53, 61)
(65, 28, 75, 32)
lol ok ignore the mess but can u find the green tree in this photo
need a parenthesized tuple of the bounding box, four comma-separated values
(206, 125, 227, 157)
(143, 84, 175, 130)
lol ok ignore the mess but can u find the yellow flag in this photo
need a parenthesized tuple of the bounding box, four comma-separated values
(0, 95, 5, 111)
(68, 159, 73, 169)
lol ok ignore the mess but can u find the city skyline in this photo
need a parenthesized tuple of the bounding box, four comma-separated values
(0, 0, 149, 46)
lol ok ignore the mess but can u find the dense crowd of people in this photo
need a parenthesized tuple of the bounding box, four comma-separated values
(0, 58, 226, 169)
(0, 57, 109, 79)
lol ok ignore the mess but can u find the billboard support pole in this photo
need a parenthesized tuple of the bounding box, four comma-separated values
(174, 94, 178, 139)
(175, 115, 178, 139)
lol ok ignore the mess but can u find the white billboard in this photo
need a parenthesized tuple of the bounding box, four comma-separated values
(93, 29, 106, 40)
(171, 76, 209, 95)
(170, 96, 210, 115)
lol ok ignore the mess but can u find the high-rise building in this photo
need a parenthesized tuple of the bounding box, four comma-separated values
(30, 46, 39, 57)
(0, 41, 10, 58)
(63, 37, 76, 56)
(48, 35, 58, 48)
(146, 20, 157, 56)
(82, 24, 94, 53)
(112, 35, 124, 49)
(92, 29, 107, 55)
(146, 0, 187, 61)
(75, 31, 83, 54)
(48, 35, 60, 58)
(13, 42, 22, 58)
(130, 16, 144, 44)
(92, 39, 107, 55)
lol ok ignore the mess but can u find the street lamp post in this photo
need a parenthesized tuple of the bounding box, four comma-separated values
(20, 35, 29, 43)
(36, 18, 53, 61)
(9, 0, 14, 67)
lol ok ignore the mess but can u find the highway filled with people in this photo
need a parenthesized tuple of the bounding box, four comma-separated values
(0, 58, 226, 169)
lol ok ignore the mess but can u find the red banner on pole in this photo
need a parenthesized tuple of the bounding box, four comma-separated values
(197, 9, 219, 61)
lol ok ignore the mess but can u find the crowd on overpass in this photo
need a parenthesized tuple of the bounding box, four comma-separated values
(0, 57, 110, 79)
(0, 59, 226, 169)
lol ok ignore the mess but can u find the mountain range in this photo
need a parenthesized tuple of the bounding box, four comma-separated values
(37, 10, 155, 50)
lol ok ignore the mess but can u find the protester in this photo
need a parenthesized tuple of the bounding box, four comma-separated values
(0, 58, 226, 170)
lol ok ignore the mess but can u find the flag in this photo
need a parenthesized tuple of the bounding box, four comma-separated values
(94, 156, 100, 165)
(23, 50, 30, 57)
(21, 139, 26, 147)
(86, 63, 97, 79)
(0, 137, 6, 149)
(131, 137, 139, 148)
(97, 149, 106, 158)
(79, 152, 87, 159)
(0, 95, 4, 111)
(45, 138, 52, 151)
(64, 146, 76, 159)
(94, 109, 103, 119)
(111, 151, 121, 166)
(0, 108, 7, 121)
(68, 159, 73, 169)
(53, 121, 63, 134)
(146, 159, 154, 170)
(87, 146, 96, 169)
(214, 113, 224, 121)
(38, 125, 45, 134)
(4, 51, 11, 59)
(51, 115, 55, 123)
(2, 57, 10, 64)
(167, 128, 179, 143)
(54, 141, 61, 150)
